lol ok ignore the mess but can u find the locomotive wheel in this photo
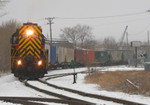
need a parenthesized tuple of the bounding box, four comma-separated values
(14, 73, 18, 77)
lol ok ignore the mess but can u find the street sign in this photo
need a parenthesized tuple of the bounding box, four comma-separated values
(131, 41, 141, 47)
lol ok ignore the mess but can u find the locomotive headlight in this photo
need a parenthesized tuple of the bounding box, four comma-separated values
(26, 30, 33, 36)
(38, 60, 42, 66)
(17, 60, 22, 65)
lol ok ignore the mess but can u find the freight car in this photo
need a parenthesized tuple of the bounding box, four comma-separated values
(95, 51, 110, 65)
(107, 50, 134, 65)
(45, 41, 134, 69)
(75, 50, 95, 67)
(45, 44, 74, 69)
(46, 42, 134, 69)
(10, 23, 48, 79)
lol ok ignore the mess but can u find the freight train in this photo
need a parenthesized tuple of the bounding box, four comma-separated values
(45, 42, 134, 69)
(10, 23, 48, 79)
(10, 23, 134, 79)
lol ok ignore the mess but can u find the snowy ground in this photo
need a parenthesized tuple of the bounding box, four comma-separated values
(0, 65, 150, 105)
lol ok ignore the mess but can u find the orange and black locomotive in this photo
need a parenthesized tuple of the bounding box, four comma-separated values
(10, 23, 48, 79)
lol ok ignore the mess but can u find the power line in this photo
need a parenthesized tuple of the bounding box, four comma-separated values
(55, 11, 147, 20)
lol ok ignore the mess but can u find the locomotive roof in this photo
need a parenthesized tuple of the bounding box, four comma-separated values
(23, 22, 38, 26)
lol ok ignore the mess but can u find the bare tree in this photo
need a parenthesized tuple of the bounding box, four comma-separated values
(60, 26, 80, 46)
(103, 36, 118, 49)
(0, 0, 9, 17)
(0, 0, 9, 7)
(76, 25, 92, 47)
(82, 38, 97, 49)
(60, 24, 93, 48)
(0, 20, 20, 74)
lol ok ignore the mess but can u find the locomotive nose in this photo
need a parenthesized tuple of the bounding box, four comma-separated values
(25, 55, 35, 62)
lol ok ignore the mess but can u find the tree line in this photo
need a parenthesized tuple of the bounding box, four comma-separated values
(0, 20, 20, 74)
(60, 24, 118, 50)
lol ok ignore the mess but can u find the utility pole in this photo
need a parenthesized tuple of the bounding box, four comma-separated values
(126, 32, 128, 47)
(45, 17, 55, 63)
(148, 31, 149, 45)
(45, 17, 55, 45)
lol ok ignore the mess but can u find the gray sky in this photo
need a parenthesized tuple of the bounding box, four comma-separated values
(1, 0, 150, 42)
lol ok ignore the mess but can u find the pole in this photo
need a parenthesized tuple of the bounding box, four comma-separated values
(120, 25, 128, 46)
(45, 17, 55, 63)
(135, 47, 137, 67)
(126, 32, 128, 47)
(73, 41, 76, 84)
(148, 31, 149, 45)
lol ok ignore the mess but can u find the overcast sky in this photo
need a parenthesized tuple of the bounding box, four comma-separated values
(1, 0, 150, 42)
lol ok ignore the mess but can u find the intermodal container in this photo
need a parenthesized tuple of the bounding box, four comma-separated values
(50, 46, 56, 63)
(57, 46, 65, 63)
(83, 50, 95, 63)
(74, 49, 84, 63)
(108, 50, 122, 63)
(122, 50, 134, 63)
(95, 51, 109, 63)
(65, 47, 74, 62)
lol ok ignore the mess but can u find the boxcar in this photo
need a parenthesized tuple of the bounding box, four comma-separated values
(95, 51, 109, 65)
(74, 49, 84, 67)
(45, 45, 57, 64)
(51, 46, 57, 63)
(122, 50, 134, 64)
(108, 50, 122, 65)
(45, 44, 74, 69)
(57, 46, 65, 64)
(83, 50, 95, 63)
(65, 47, 74, 63)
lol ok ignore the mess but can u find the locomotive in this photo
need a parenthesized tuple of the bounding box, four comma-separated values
(10, 23, 48, 79)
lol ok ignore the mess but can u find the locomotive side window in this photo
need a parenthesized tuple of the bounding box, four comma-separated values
(41, 34, 45, 45)
(11, 30, 19, 44)
(12, 36, 18, 44)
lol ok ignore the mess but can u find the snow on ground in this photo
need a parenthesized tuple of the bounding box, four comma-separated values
(29, 80, 121, 105)
(47, 65, 150, 105)
(0, 101, 21, 105)
(0, 74, 56, 98)
(0, 65, 149, 105)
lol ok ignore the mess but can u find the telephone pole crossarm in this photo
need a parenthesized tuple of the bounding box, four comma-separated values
(45, 17, 55, 43)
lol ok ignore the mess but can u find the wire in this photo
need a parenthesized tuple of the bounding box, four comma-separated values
(90, 16, 150, 27)
(55, 11, 147, 20)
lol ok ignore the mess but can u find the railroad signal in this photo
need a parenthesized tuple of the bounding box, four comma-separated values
(70, 60, 74, 68)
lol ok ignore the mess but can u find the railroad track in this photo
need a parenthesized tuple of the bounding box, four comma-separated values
(0, 70, 144, 105)
(0, 97, 85, 105)
(26, 72, 143, 105)
(43, 72, 144, 105)
(39, 79, 143, 105)
(24, 80, 94, 105)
